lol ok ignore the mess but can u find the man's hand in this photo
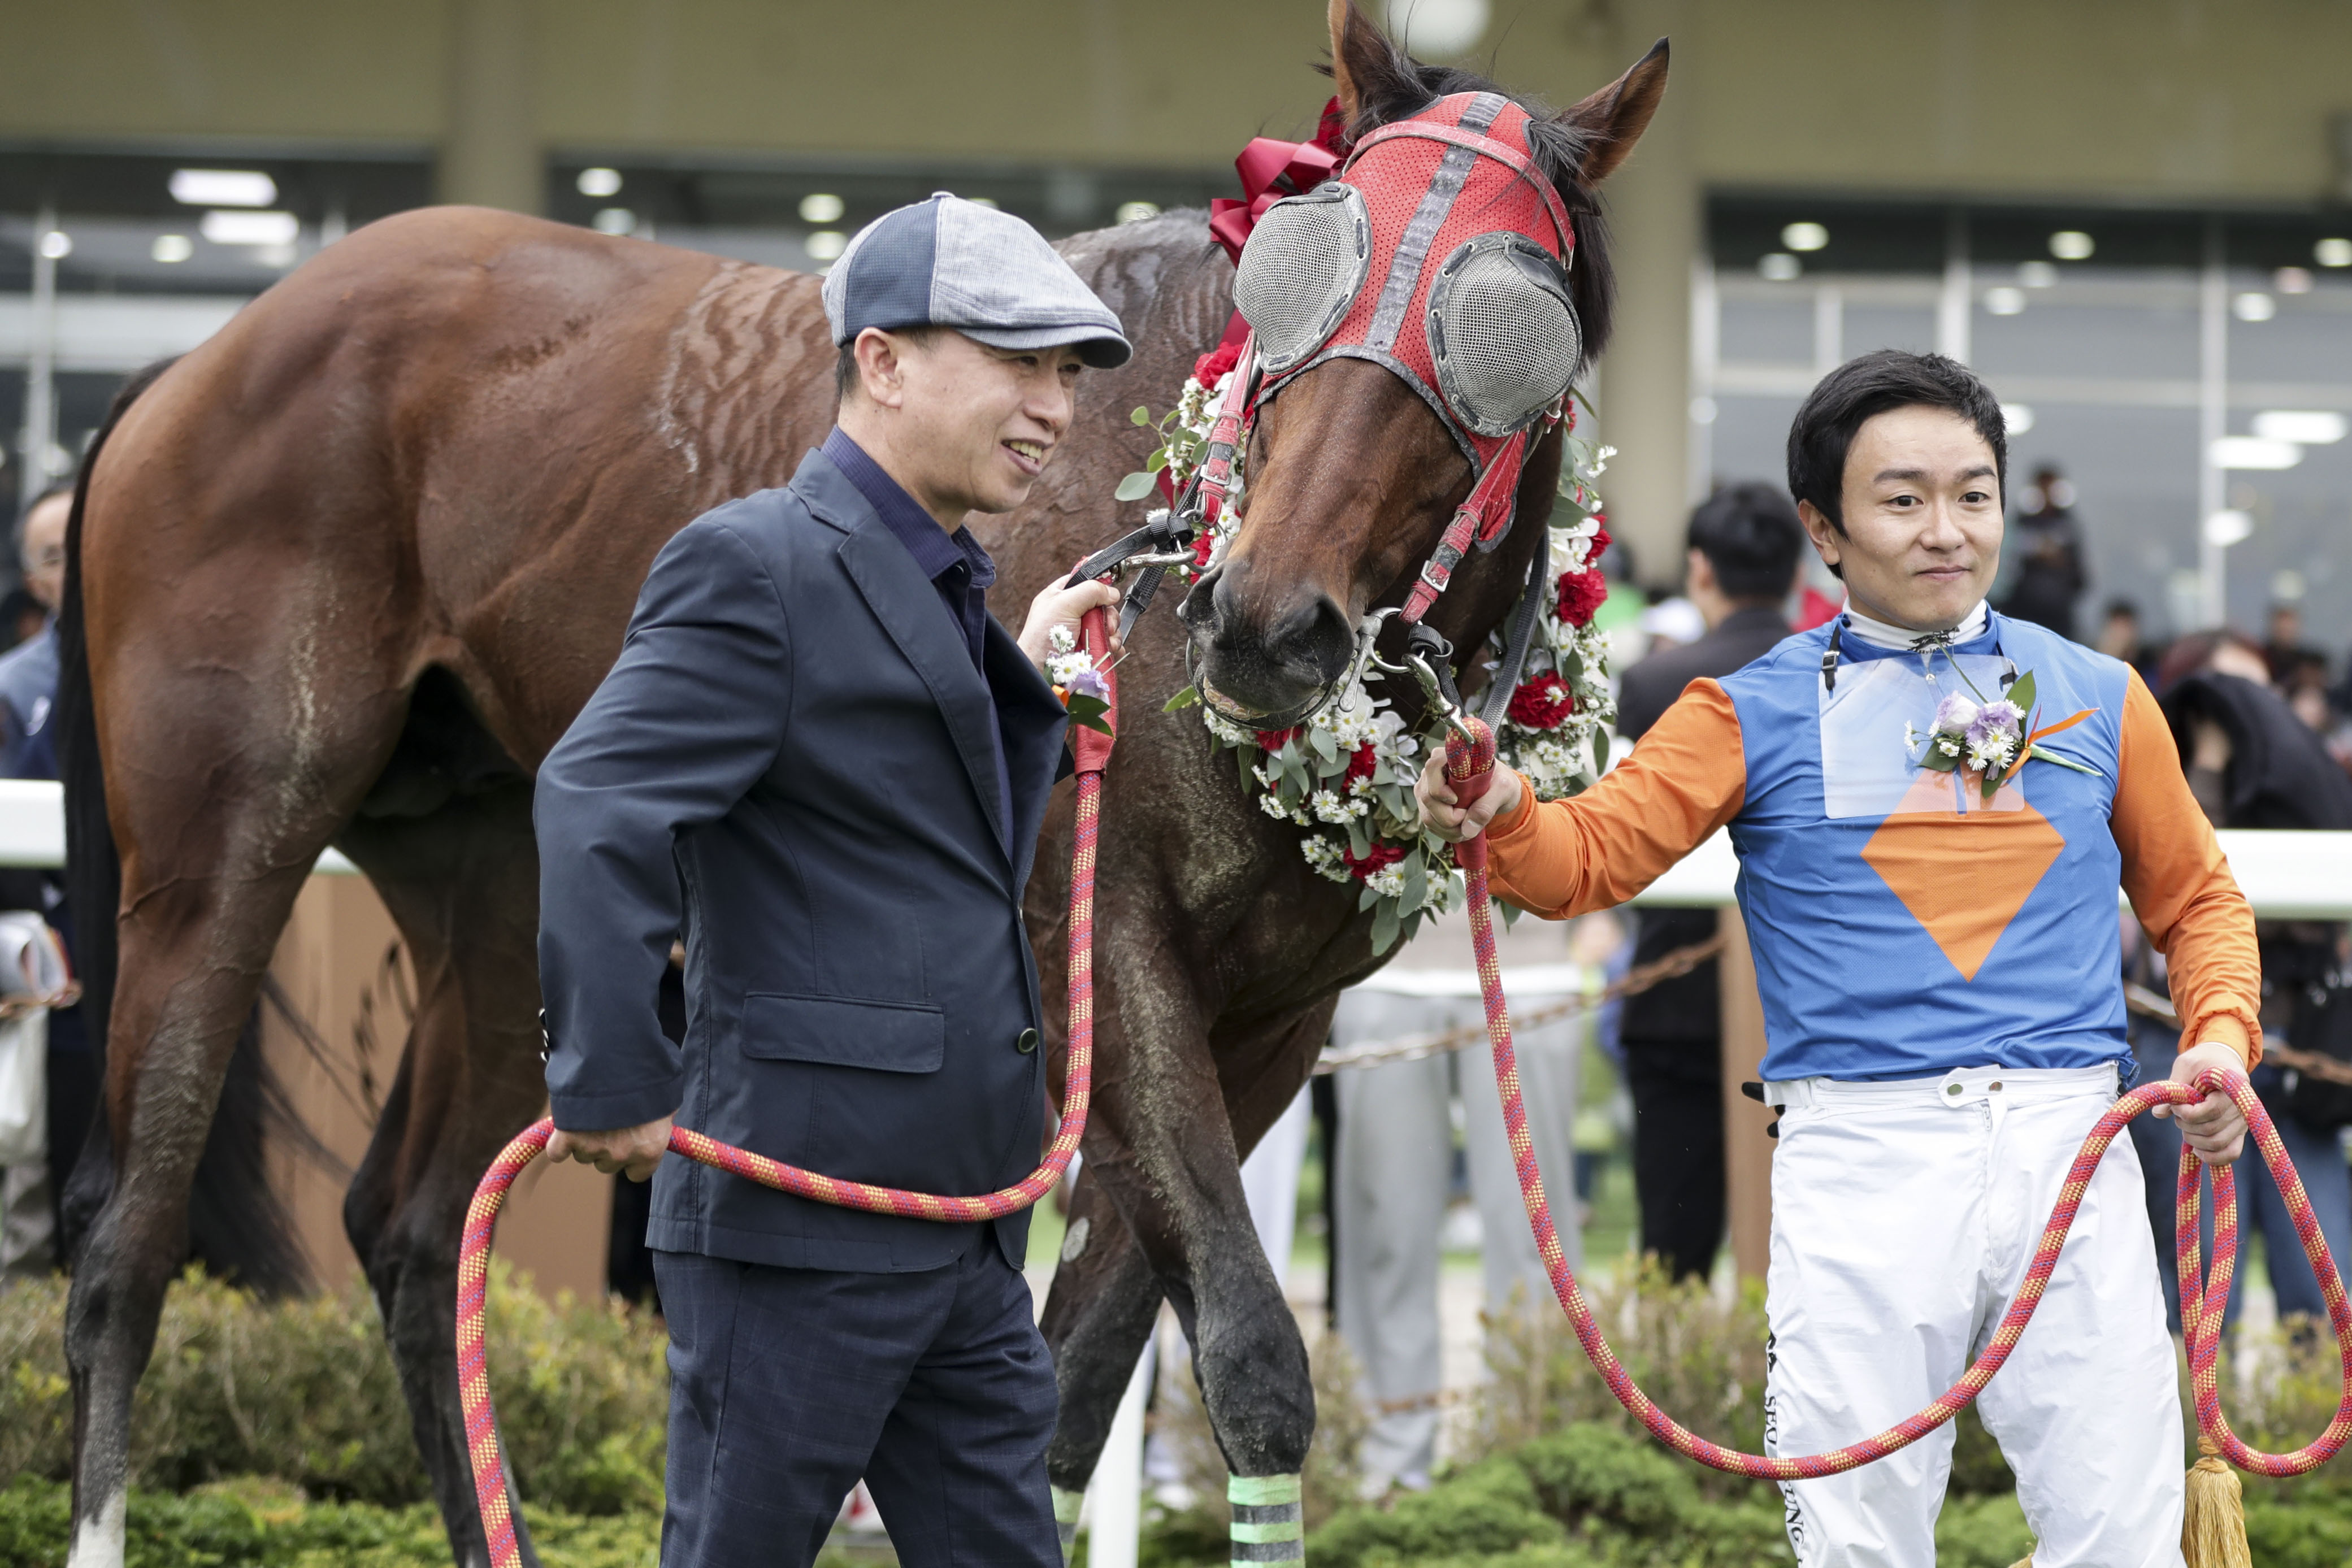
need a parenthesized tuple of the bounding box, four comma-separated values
(1018, 575, 1122, 672)
(546, 1115, 674, 1182)
(2150, 1041, 2249, 1165)
(1416, 750, 1524, 843)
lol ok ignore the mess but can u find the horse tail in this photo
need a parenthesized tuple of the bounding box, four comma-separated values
(55, 355, 310, 1295)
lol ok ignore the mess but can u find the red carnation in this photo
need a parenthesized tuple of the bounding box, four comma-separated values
(1587, 525, 1611, 560)
(1506, 670, 1575, 731)
(1344, 742, 1378, 784)
(1342, 840, 1405, 880)
(1194, 341, 1243, 388)
(1556, 566, 1609, 628)
(1191, 531, 1215, 569)
(1256, 726, 1299, 752)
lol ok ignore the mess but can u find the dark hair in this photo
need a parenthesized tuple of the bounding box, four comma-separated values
(1686, 482, 1803, 602)
(1785, 349, 2007, 542)
(835, 325, 943, 403)
(2102, 597, 2140, 623)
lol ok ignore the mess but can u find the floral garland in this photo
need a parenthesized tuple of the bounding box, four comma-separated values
(1129, 345, 1619, 953)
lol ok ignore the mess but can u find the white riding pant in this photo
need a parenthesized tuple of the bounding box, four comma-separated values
(1762, 1065, 2184, 1568)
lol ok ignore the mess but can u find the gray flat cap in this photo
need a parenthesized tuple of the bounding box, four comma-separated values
(820, 193, 1132, 369)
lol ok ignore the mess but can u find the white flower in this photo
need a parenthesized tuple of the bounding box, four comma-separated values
(1965, 731, 2018, 773)
(1310, 788, 1352, 824)
(1258, 791, 1291, 820)
(1045, 649, 1094, 688)
(1365, 865, 1408, 899)
(1300, 836, 1355, 884)
(1047, 624, 1077, 657)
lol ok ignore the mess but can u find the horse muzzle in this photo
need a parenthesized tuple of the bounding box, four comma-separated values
(1178, 564, 1357, 728)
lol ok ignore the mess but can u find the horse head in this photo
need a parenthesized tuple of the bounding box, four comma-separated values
(1179, 0, 1666, 726)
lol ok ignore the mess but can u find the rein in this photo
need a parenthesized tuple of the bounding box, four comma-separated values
(454, 607, 1117, 1568)
(1435, 716, 2352, 1483)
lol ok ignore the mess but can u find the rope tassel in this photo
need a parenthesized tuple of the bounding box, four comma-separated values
(2181, 1435, 2251, 1568)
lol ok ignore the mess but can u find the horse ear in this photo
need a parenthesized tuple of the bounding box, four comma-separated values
(1558, 37, 1669, 187)
(1327, 0, 1382, 124)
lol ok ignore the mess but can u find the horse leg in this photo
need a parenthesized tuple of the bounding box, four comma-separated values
(1038, 1171, 1165, 1544)
(1042, 942, 1322, 1559)
(338, 782, 546, 1568)
(65, 652, 406, 1568)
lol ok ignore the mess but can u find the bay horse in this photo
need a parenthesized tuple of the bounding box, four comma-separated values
(55, 5, 1664, 1562)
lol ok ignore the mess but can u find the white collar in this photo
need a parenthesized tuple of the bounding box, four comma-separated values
(1842, 599, 1988, 652)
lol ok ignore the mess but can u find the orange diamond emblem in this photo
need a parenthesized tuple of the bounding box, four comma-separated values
(1860, 772, 2066, 982)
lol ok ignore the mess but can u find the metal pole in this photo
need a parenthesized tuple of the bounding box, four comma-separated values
(19, 203, 59, 520)
(1936, 208, 1971, 364)
(2197, 217, 2228, 629)
(1687, 253, 1717, 505)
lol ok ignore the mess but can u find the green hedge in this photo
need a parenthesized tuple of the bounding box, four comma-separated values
(0, 1265, 666, 1515)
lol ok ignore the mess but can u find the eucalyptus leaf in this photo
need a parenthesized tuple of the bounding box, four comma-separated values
(1309, 726, 1338, 765)
(1371, 898, 1401, 955)
(1114, 471, 1158, 502)
(1163, 684, 1201, 713)
(1592, 727, 1611, 773)
(1401, 851, 1428, 913)
(1347, 819, 1372, 859)
(1131, 406, 1152, 426)
(1498, 899, 1522, 929)
(1359, 883, 1380, 912)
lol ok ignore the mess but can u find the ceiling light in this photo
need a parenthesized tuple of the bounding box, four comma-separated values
(2232, 292, 2276, 322)
(1383, 0, 1490, 58)
(2316, 237, 2352, 268)
(1115, 201, 1161, 225)
(804, 229, 848, 262)
(36, 230, 71, 260)
(151, 233, 193, 263)
(1689, 396, 1718, 424)
(2202, 510, 2254, 548)
(798, 192, 845, 224)
(170, 168, 276, 207)
(2048, 229, 2095, 260)
(1780, 221, 1829, 253)
(591, 208, 637, 236)
(2275, 266, 2314, 294)
(1758, 252, 1800, 281)
(2211, 436, 2301, 470)
(2017, 260, 2058, 288)
(2251, 410, 2347, 444)
(2000, 403, 2035, 435)
(201, 210, 298, 246)
(576, 167, 623, 198)
(1984, 286, 2026, 315)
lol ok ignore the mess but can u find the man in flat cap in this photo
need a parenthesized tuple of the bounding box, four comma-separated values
(535, 193, 1130, 1568)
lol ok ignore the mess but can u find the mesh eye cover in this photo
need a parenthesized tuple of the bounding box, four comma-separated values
(1425, 232, 1580, 438)
(1233, 183, 1373, 375)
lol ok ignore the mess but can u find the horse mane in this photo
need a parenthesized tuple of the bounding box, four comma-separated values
(1318, 40, 1617, 366)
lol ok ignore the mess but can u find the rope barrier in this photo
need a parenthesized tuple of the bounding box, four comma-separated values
(1439, 716, 2352, 1484)
(1311, 933, 1725, 1074)
(453, 608, 1117, 1568)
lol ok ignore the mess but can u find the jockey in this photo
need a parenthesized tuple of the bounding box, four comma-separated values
(1418, 349, 2259, 1568)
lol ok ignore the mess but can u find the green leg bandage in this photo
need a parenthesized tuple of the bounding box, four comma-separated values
(1227, 1474, 1303, 1566)
(1052, 1484, 1085, 1563)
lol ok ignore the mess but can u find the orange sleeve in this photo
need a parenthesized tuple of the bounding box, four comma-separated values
(1485, 679, 1748, 919)
(2110, 668, 2264, 1066)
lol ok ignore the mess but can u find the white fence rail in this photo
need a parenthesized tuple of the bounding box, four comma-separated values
(2, 779, 2343, 915)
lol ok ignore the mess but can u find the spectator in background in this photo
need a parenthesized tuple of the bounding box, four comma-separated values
(1996, 464, 2088, 640)
(2262, 602, 2325, 688)
(0, 589, 44, 651)
(2126, 632, 2352, 1333)
(0, 485, 86, 1276)
(1611, 481, 1804, 1282)
(2095, 598, 2154, 683)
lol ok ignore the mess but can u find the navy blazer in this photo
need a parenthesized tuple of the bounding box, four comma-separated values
(536, 450, 1070, 1271)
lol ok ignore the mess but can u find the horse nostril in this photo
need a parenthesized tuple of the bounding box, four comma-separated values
(1269, 595, 1353, 679)
(1177, 566, 1226, 631)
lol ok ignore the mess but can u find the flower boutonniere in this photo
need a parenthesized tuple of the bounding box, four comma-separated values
(1044, 626, 1114, 736)
(1905, 666, 2098, 801)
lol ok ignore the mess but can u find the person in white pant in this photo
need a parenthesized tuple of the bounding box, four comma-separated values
(1329, 904, 1591, 1495)
(1421, 351, 2262, 1566)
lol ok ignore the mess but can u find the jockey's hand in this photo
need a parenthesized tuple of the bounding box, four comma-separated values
(1019, 575, 1122, 673)
(1417, 752, 1524, 843)
(547, 1115, 674, 1182)
(2151, 1041, 2249, 1165)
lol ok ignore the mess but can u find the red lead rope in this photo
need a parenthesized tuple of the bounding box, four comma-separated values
(1441, 716, 2352, 1480)
(455, 608, 1117, 1568)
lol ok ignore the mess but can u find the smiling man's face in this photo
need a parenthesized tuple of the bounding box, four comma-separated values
(873, 329, 1084, 524)
(1799, 404, 2003, 631)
